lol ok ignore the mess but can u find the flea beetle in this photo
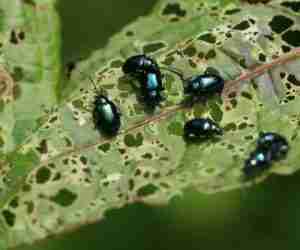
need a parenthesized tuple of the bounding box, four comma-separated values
(83, 74, 121, 136)
(243, 132, 289, 178)
(184, 118, 223, 141)
(257, 132, 289, 160)
(243, 148, 273, 177)
(122, 54, 164, 108)
(122, 54, 160, 75)
(92, 94, 121, 136)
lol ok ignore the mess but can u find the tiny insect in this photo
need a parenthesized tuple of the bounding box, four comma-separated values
(256, 132, 289, 160)
(92, 94, 121, 136)
(184, 73, 224, 97)
(122, 54, 160, 75)
(84, 74, 121, 136)
(243, 132, 289, 178)
(183, 118, 223, 141)
(138, 71, 164, 108)
(122, 54, 164, 108)
(163, 66, 224, 103)
(243, 148, 273, 178)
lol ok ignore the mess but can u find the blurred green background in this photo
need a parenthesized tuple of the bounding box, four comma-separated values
(17, 1, 300, 249)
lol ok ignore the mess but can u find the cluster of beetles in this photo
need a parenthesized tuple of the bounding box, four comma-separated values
(91, 54, 289, 179)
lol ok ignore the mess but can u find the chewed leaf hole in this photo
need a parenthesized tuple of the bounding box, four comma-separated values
(161, 3, 186, 17)
(36, 167, 51, 184)
(143, 42, 166, 53)
(281, 1, 300, 12)
(282, 30, 300, 47)
(137, 184, 159, 197)
(198, 33, 216, 44)
(233, 20, 250, 30)
(124, 133, 144, 147)
(269, 15, 294, 34)
(2, 209, 15, 227)
(50, 188, 77, 207)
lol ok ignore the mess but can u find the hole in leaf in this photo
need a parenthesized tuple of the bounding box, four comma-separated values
(241, 91, 253, 100)
(129, 179, 134, 191)
(162, 3, 186, 17)
(22, 183, 32, 192)
(12, 67, 24, 81)
(142, 153, 152, 159)
(205, 49, 216, 59)
(281, 45, 291, 53)
(161, 56, 175, 65)
(125, 30, 134, 36)
(282, 30, 300, 47)
(198, 33, 216, 43)
(233, 20, 250, 30)
(143, 42, 166, 53)
(224, 122, 237, 131)
(183, 45, 197, 57)
(9, 30, 18, 44)
(2, 210, 15, 227)
(281, 1, 300, 12)
(36, 167, 51, 184)
(36, 139, 48, 154)
(9, 197, 19, 209)
(269, 15, 294, 34)
(50, 188, 77, 207)
(25, 201, 34, 214)
(224, 8, 241, 15)
(137, 184, 158, 197)
(287, 74, 300, 86)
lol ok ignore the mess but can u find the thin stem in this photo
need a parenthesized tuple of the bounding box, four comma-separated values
(38, 104, 185, 167)
(223, 47, 300, 96)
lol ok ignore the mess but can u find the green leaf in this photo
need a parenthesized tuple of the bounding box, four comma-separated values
(1, 0, 300, 248)
(0, 0, 62, 154)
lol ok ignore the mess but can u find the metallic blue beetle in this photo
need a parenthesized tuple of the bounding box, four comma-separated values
(243, 132, 289, 178)
(256, 132, 289, 160)
(184, 73, 224, 97)
(122, 54, 160, 75)
(122, 55, 164, 108)
(93, 95, 121, 136)
(184, 118, 223, 141)
(243, 148, 273, 177)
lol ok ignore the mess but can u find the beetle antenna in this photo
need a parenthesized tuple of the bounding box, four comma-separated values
(76, 70, 101, 93)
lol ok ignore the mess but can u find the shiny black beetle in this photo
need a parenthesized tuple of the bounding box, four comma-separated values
(184, 118, 223, 141)
(256, 132, 289, 160)
(122, 54, 160, 75)
(92, 94, 121, 136)
(243, 132, 289, 178)
(184, 73, 224, 97)
(162, 65, 225, 103)
(122, 55, 164, 108)
(83, 73, 121, 136)
(243, 148, 273, 177)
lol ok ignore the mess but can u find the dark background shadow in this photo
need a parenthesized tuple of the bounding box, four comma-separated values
(56, 0, 158, 63)
(18, 172, 300, 250)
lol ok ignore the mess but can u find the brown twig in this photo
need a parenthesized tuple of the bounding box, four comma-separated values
(223, 47, 300, 96)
